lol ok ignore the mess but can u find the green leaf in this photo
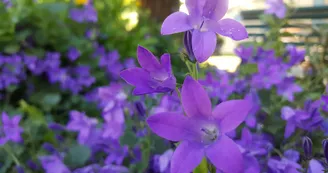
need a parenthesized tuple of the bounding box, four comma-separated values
(258, 89, 272, 108)
(19, 100, 46, 124)
(194, 158, 208, 173)
(238, 63, 258, 76)
(42, 93, 61, 110)
(4, 44, 20, 54)
(64, 145, 91, 168)
(120, 131, 137, 148)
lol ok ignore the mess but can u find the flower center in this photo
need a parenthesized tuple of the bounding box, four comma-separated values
(200, 124, 219, 145)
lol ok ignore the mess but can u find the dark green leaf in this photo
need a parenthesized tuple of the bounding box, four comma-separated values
(64, 145, 91, 168)
(238, 63, 258, 76)
(120, 131, 137, 148)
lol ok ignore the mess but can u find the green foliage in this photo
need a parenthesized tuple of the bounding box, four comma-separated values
(64, 144, 91, 168)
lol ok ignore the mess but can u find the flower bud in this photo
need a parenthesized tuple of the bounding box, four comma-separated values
(322, 139, 328, 163)
(135, 102, 145, 117)
(302, 136, 313, 160)
(183, 31, 196, 62)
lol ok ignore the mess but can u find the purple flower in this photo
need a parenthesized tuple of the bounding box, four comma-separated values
(281, 103, 323, 138)
(151, 93, 183, 114)
(66, 110, 98, 144)
(105, 145, 128, 165)
(265, 0, 287, 19)
(100, 165, 129, 173)
(237, 128, 272, 157)
(39, 155, 70, 173)
(98, 50, 123, 79)
(67, 47, 81, 61)
(276, 78, 302, 102)
(69, 5, 97, 23)
(234, 46, 254, 63)
(161, 0, 248, 62)
(244, 90, 261, 128)
(153, 149, 174, 173)
(0, 112, 23, 144)
(308, 159, 325, 173)
(120, 46, 176, 95)
(268, 150, 301, 173)
(147, 76, 252, 173)
(286, 45, 305, 66)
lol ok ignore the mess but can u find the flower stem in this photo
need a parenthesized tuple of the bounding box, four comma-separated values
(304, 160, 309, 173)
(4, 145, 20, 165)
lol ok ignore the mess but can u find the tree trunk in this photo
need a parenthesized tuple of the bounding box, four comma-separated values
(140, 0, 180, 22)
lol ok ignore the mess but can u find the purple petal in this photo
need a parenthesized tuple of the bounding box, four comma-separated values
(160, 53, 172, 74)
(213, 100, 252, 133)
(210, 18, 248, 41)
(147, 112, 194, 141)
(309, 159, 324, 173)
(241, 128, 252, 145)
(284, 121, 296, 139)
(185, 0, 205, 16)
(181, 76, 212, 118)
(161, 12, 192, 35)
(120, 68, 150, 86)
(203, 0, 229, 20)
(206, 135, 243, 173)
(192, 30, 217, 63)
(137, 46, 161, 72)
(1, 112, 9, 124)
(170, 141, 204, 173)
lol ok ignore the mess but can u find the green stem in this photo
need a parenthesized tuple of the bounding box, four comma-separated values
(175, 87, 181, 100)
(194, 63, 199, 80)
(4, 145, 20, 165)
(272, 148, 284, 158)
(304, 160, 309, 173)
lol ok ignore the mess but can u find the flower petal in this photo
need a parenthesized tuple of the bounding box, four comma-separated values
(213, 100, 252, 133)
(309, 159, 324, 173)
(284, 121, 296, 139)
(120, 68, 151, 86)
(186, 0, 205, 16)
(206, 135, 243, 173)
(170, 141, 204, 173)
(137, 46, 161, 72)
(160, 53, 172, 74)
(192, 30, 217, 63)
(210, 18, 248, 41)
(182, 76, 212, 118)
(147, 112, 195, 141)
(161, 12, 192, 35)
(203, 0, 228, 21)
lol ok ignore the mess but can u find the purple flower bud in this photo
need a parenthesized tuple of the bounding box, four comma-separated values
(15, 166, 24, 173)
(48, 123, 66, 131)
(183, 31, 195, 62)
(135, 102, 145, 117)
(26, 160, 39, 171)
(42, 143, 56, 153)
(302, 136, 312, 160)
(323, 139, 328, 163)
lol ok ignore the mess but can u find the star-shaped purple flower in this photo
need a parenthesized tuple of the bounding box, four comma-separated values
(265, 0, 287, 19)
(161, 0, 248, 63)
(147, 76, 252, 173)
(120, 46, 176, 95)
(0, 112, 23, 144)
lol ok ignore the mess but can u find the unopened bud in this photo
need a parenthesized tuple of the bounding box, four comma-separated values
(183, 31, 196, 62)
(302, 136, 313, 160)
(322, 139, 328, 163)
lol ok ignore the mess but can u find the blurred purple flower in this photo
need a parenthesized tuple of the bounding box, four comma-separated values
(234, 46, 254, 63)
(265, 0, 286, 19)
(153, 149, 173, 173)
(268, 150, 301, 173)
(39, 155, 70, 173)
(67, 47, 81, 61)
(244, 90, 261, 128)
(105, 145, 128, 165)
(151, 93, 182, 114)
(0, 112, 23, 145)
(99, 50, 123, 79)
(147, 76, 253, 173)
(70, 5, 97, 23)
(124, 58, 136, 69)
(100, 165, 129, 173)
(286, 45, 305, 66)
(161, 0, 248, 62)
(277, 78, 302, 101)
(67, 110, 98, 144)
(120, 46, 176, 95)
(281, 102, 323, 138)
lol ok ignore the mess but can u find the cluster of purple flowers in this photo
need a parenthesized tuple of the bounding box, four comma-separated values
(69, 5, 98, 23)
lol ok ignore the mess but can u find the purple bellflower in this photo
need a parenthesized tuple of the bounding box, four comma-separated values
(147, 76, 252, 173)
(39, 155, 70, 173)
(0, 112, 23, 145)
(120, 46, 176, 95)
(161, 0, 248, 62)
(268, 150, 301, 173)
(265, 0, 287, 19)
